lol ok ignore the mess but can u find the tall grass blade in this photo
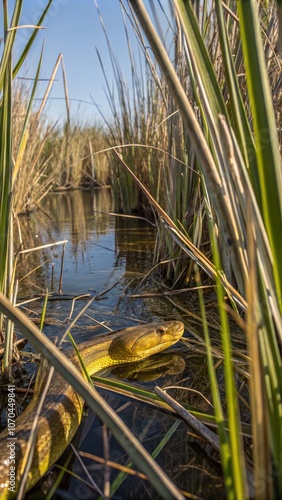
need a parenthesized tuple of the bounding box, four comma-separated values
(0, 0, 23, 89)
(37, 53, 63, 117)
(196, 264, 247, 499)
(13, 41, 45, 184)
(0, 2, 13, 297)
(213, 2, 260, 202)
(237, 1, 282, 310)
(245, 205, 272, 499)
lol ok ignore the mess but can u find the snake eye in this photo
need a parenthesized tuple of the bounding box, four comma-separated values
(157, 327, 166, 336)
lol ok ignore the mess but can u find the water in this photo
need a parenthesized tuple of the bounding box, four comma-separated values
(15, 190, 225, 499)
(17, 189, 156, 318)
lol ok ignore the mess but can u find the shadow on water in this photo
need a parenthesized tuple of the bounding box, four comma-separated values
(14, 190, 225, 499)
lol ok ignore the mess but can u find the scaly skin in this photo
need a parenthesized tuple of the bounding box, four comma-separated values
(0, 320, 184, 498)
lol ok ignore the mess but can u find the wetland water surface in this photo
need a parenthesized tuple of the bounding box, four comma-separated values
(14, 190, 225, 499)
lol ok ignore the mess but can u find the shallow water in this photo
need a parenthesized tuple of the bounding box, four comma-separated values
(14, 190, 225, 499)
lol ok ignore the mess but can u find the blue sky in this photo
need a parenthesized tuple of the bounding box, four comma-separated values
(3, 1, 152, 125)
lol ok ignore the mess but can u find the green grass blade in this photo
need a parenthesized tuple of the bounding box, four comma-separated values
(237, 0, 282, 310)
(0, 40, 13, 296)
(196, 266, 237, 499)
(174, 0, 225, 117)
(0, 0, 23, 89)
(176, 0, 258, 196)
(214, 2, 260, 203)
(12, 0, 54, 78)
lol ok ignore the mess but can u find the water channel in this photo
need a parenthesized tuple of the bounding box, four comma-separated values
(13, 190, 225, 499)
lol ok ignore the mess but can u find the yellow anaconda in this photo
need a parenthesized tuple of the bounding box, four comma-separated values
(0, 320, 184, 498)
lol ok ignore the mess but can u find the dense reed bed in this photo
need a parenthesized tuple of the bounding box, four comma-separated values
(1, 1, 282, 499)
(12, 86, 111, 213)
(118, 1, 281, 498)
(49, 122, 111, 189)
(97, 0, 282, 285)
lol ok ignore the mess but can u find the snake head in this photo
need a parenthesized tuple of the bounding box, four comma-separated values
(109, 321, 184, 362)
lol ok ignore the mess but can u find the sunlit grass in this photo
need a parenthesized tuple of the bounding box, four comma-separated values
(122, 0, 282, 497)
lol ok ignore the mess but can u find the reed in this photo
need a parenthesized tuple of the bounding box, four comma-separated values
(100, 0, 281, 286)
(45, 121, 111, 189)
(95, 0, 194, 228)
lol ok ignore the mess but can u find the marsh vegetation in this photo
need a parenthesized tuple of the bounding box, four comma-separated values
(0, 1, 282, 499)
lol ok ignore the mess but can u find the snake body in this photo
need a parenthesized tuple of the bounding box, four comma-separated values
(0, 320, 184, 498)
